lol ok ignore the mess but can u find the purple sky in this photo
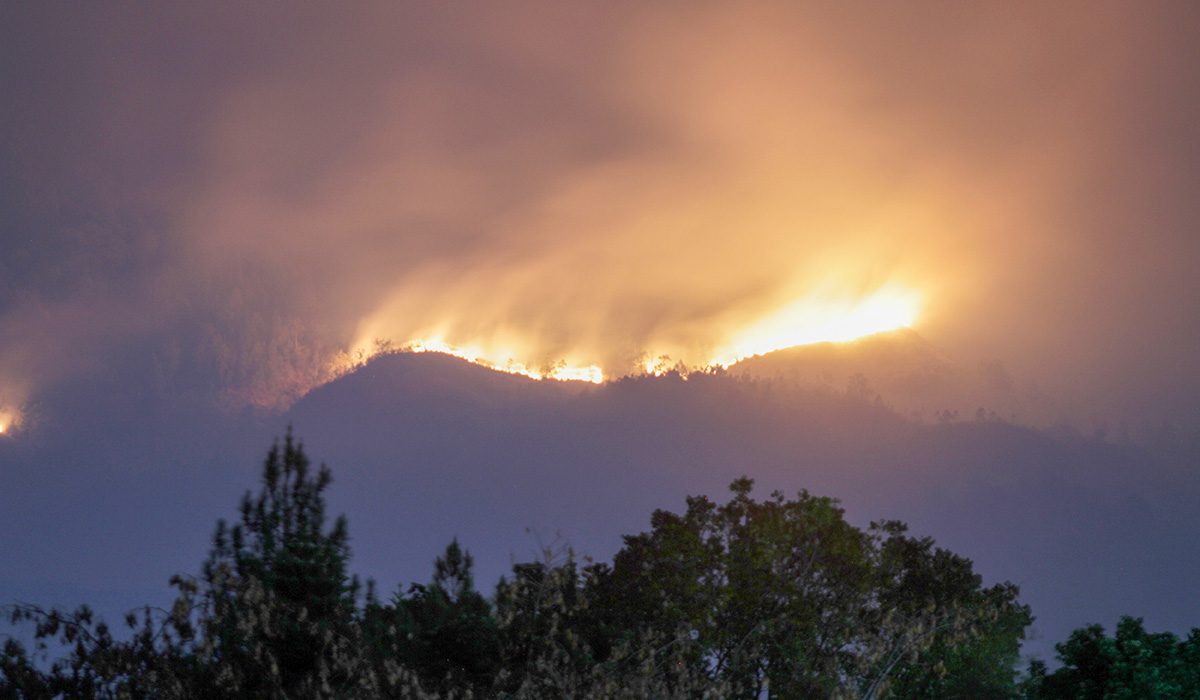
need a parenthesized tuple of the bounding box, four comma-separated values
(3, 1, 1200, 664)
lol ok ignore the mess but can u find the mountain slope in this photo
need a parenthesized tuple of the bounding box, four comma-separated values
(279, 349, 1200, 664)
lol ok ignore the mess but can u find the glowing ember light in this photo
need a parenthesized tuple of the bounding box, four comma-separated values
(0, 405, 21, 436)
(547, 364, 605, 383)
(331, 284, 921, 390)
(640, 354, 685, 377)
(403, 337, 604, 383)
(712, 285, 921, 368)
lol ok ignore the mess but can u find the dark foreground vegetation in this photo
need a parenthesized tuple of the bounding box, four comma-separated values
(0, 433, 1194, 699)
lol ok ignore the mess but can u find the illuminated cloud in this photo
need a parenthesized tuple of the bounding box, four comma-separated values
(1, 1, 1198, 425)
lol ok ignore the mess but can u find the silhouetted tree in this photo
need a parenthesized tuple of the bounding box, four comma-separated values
(590, 478, 1030, 700)
(1023, 616, 1200, 700)
(1, 435, 1034, 700)
(194, 428, 363, 697)
(489, 546, 722, 699)
(366, 539, 500, 696)
(874, 531, 1031, 700)
(0, 432, 419, 700)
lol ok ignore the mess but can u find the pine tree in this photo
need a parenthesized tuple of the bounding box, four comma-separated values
(199, 428, 361, 698)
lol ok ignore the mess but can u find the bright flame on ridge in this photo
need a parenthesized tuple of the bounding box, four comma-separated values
(710, 285, 922, 368)
(335, 285, 921, 385)
(404, 338, 605, 383)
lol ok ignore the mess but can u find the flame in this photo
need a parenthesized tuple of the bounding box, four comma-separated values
(332, 284, 921, 386)
(711, 285, 922, 367)
(395, 337, 604, 383)
(0, 403, 22, 437)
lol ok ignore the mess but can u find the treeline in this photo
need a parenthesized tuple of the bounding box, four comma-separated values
(0, 433, 1188, 699)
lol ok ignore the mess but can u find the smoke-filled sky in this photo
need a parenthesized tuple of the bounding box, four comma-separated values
(3, 0, 1200, 427)
(4, 0, 1200, 667)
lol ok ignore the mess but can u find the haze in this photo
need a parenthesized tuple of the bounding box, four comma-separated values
(3, 0, 1200, 669)
(3, 1, 1198, 427)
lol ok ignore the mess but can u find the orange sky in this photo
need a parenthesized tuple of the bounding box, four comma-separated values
(5, 3, 1200, 664)
(2, 1, 1199, 427)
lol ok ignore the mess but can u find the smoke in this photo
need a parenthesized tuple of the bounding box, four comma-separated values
(2, 1, 1199, 424)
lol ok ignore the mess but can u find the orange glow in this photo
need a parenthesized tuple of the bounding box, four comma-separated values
(334, 284, 922, 385)
(402, 338, 604, 383)
(711, 285, 922, 368)
(0, 404, 21, 436)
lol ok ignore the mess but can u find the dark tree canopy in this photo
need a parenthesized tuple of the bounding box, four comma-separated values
(199, 428, 361, 697)
(19, 431, 1179, 700)
(1023, 616, 1200, 700)
(587, 477, 1031, 700)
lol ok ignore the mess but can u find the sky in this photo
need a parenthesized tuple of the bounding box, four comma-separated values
(3, 0, 1200, 665)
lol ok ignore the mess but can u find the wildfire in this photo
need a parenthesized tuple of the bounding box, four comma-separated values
(336, 285, 921, 386)
(401, 338, 604, 383)
(0, 405, 21, 437)
(710, 285, 921, 368)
